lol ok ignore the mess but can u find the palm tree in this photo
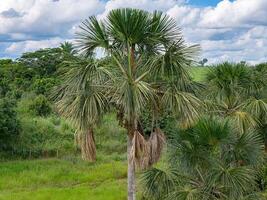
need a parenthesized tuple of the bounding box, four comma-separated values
(141, 118, 265, 200)
(55, 8, 200, 199)
(60, 41, 77, 56)
(246, 63, 267, 149)
(53, 59, 108, 161)
(204, 62, 267, 134)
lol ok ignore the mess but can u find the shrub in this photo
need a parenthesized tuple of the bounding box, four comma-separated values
(32, 78, 57, 95)
(0, 78, 10, 97)
(14, 117, 74, 158)
(0, 98, 20, 151)
(29, 95, 52, 116)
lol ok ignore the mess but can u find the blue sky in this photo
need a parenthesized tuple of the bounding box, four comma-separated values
(189, 0, 222, 7)
(0, 0, 266, 64)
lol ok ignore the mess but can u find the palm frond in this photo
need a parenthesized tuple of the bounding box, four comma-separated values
(221, 131, 264, 166)
(246, 98, 267, 124)
(162, 88, 201, 128)
(208, 164, 257, 199)
(147, 128, 166, 165)
(205, 62, 251, 98)
(53, 60, 108, 131)
(107, 8, 150, 47)
(228, 111, 257, 134)
(76, 16, 109, 57)
(141, 167, 180, 200)
(130, 130, 149, 170)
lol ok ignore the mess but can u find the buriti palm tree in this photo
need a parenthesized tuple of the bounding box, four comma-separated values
(141, 118, 265, 200)
(53, 59, 108, 161)
(204, 62, 267, 135)
(54, 8, 200, 199)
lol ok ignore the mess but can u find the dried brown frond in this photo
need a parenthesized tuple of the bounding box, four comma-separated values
(148, 128, 166, 165)
(130, 131, 150, 170)
(130, 128, 166, 170)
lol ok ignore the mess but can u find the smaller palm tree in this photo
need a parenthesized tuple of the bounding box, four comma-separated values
(60, 42, 77, 56)
(53, 58, 108, 161)
(205, 62, 251, 99)
(141, 118, 265, 200)
(204, 62, 267, 134)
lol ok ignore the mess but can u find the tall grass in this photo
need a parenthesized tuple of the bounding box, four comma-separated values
(0, 159, 127, 200)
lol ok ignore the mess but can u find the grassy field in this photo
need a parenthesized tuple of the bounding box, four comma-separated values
(0, 159, 127, 200)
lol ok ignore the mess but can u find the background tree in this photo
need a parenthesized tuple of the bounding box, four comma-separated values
(29, 95, 52, 117)
(199, 58, 208, 66)
(0, 98, 20, 152)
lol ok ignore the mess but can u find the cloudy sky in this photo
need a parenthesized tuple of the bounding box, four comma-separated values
(0, 0, 266, 64)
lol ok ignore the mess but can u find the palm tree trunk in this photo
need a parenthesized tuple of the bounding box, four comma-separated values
(81, 129, 96, 162)
(127, 133, 136, 200)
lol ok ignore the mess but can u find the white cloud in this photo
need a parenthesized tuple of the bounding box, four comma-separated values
(199, 0, 267, 28)
(0, 0, 267, 64)
(165, 0, 267, 64)
(199, 26, 267, 63)
(5, 37, 64, 54)
(98, 0, 183, 19)
(0, 0, 105, 35)
(167, 5, 203, 27)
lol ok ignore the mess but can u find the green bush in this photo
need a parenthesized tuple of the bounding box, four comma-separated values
(29, 95, 52, 116)
(0, 59, 12, 65)
(32, 78, 57, 95)
(0, 78, 10, 97)
(0, 98, 20, 151)
(13, 117, 74, 158)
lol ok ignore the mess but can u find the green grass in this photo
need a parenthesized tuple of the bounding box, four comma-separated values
(189, 66, 209, 82)
(0, 158, 127, 200)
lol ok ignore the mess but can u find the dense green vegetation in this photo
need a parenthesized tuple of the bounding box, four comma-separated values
(142, 118, 266, 199)
(0, 8, 266, 200)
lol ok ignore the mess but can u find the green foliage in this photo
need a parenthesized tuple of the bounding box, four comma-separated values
(0, 98, 20, 151)
(141, 118, 265, 200)
(53, 59, 108, 131)
(206, 62, 251, 98)
(0, 8, 266, 199)
(0, 59, 12, 65)
(0, 78, 10, 97)
(95, 113, 127, 154)
(12, 117, 74, 158)
(204, 62, 267, 136)
(6, 87, 23, 99)
(0, 61, 36, 92)
(140, 109, 178, 137)
(18, 48, 64, 76)
(29, 95, 52, 117)
(32, 78, 57, 95)
(73, 8, 201, 128)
